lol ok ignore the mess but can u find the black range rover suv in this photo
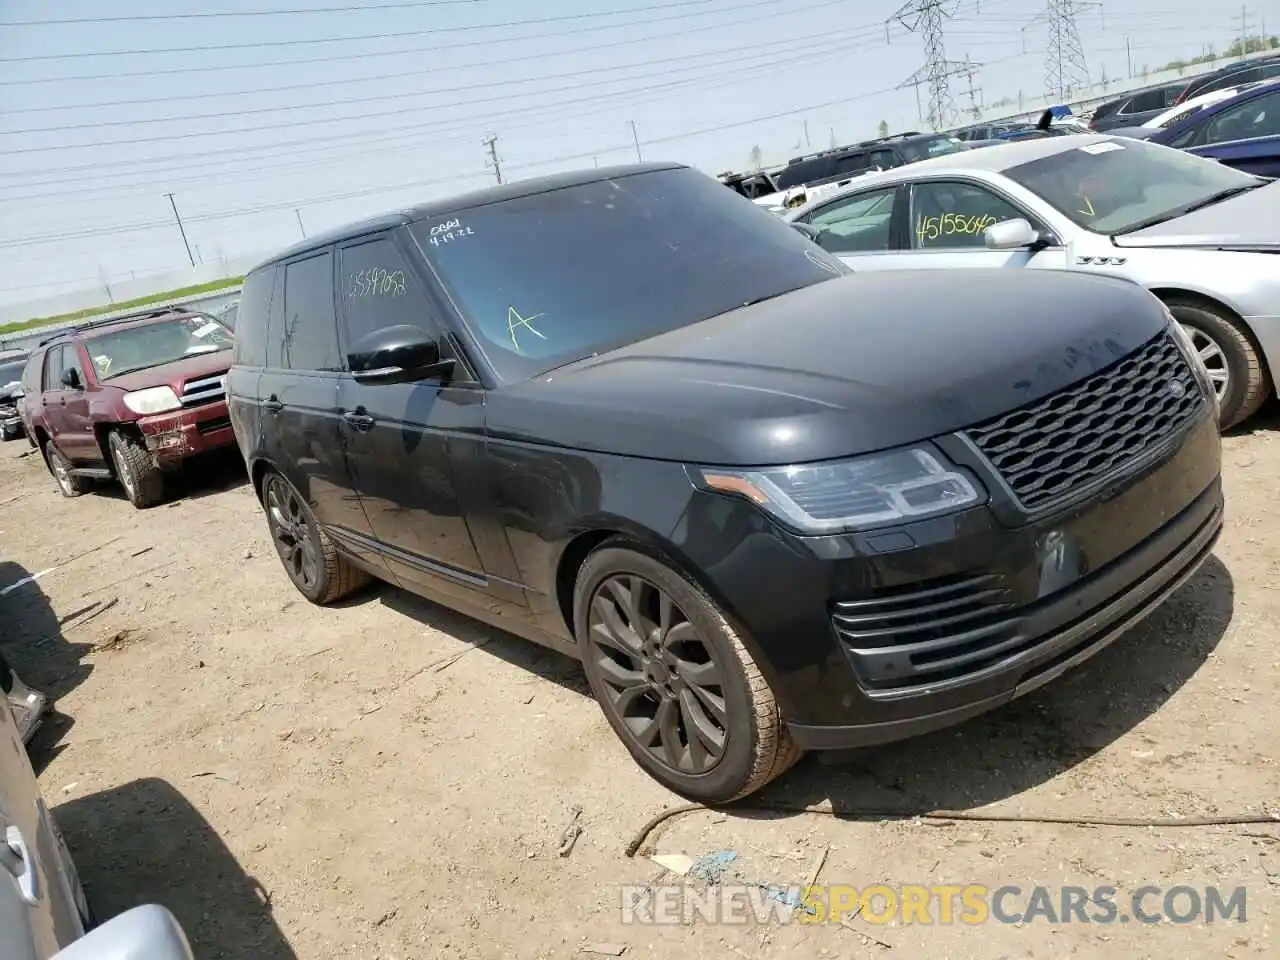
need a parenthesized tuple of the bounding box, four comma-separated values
(228, 162, 1223, 802)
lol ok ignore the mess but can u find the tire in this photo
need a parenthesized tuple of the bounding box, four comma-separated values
(260, 470, 370, 605)
(573, 541, 801, 803)
(108, 431, 165, 508)
(44, 444, 91, 498)
(1, 424, 17, 442)
(1166, 298, 1271, 430)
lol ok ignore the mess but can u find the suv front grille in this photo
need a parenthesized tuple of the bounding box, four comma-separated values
(180, 373, 226, 408)
(963, 331, 1202, 512)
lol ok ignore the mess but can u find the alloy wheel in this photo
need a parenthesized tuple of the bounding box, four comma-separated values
(264, 476, 320, 591)
(1185, 324, 1230, 403)
(49, 449, 73, 495)
(586, 574, 728, 775)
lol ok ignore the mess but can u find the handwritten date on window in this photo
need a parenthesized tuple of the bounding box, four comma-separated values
(915, 213, 999, 245)
(346, 268, 407, 299)
(428, 217, 476, 247)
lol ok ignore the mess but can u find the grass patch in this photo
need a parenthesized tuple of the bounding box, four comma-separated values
(0, 276, 244, 336)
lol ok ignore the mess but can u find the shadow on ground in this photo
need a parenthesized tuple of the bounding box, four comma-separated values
(92, 448, 249, 505)
(378, 586, 589, 696)
(747, 554, 1235, 818)
(56, 777, 297, 960)
(0, 558, 93, 773)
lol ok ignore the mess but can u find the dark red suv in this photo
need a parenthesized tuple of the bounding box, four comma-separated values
(20, 306, 236, 508)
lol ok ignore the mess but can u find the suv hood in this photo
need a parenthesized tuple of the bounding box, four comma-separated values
(488, 270, 1168, 466)
(99, 349, 233, 395)
(1112, 180, 1280, 251)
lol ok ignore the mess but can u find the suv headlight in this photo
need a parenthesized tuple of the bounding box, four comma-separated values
(122, 385, 181, 415)
(1165, 312, 1218, 412)
(692, 445, 986, 534)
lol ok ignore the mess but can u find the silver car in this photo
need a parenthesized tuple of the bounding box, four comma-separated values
(1, 664, 194, 959)
(786, 135, 1280, 428)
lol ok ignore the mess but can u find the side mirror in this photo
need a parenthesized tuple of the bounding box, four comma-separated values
(60, 368, 81, 389)
(984, 218, 1044, 251)
(348, 324, 455, 386)
(790, 222, 821, 242)
(52, 904, 194, 960)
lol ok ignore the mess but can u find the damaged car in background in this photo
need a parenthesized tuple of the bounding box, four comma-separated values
(20, 306, 236, 509)
(0, 350, 28, 441)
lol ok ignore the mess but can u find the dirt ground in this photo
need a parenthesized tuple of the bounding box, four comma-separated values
(1, 410, 1277, 960)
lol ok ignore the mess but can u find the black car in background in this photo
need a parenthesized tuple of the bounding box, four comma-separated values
(0, 350, 29, 441)
(227, 163, 1222, 802)
(1172, 53, 1280, 105)
(772, 131, 968, 193)
(1089, 78, 1191, 130)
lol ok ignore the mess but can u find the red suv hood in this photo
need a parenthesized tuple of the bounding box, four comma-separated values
(101, 349, 233, 395)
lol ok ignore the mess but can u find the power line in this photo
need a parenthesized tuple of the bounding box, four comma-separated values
(1, 23, 891, 133)
(0, 30, 888, 158)
(0, 51, 1032, 249)
(0, 0, 751, 63)
(0, 0, 489, 26)
(0, 0, 850, 87)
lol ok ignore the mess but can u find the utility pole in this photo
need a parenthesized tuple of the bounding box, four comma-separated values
(803, 119, 811, 148)
(1125, 36, 1133, 78)
(294, 207, 307, 238)
(629, 120, 642, 162)
(888, 0, 973, 131)
(164, 192, 195, 268)
(482, 133, 503, 184)
(1233, 5, 1254, 57)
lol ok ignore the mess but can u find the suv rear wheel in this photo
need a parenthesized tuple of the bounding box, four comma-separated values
(45, 444, 91, 498)
(261, 470, 370, 604)
(573, 541, 802, 802)
(109, 431, 165, 508)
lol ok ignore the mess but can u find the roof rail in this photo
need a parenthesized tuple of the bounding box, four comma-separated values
(36, 304, 195, 347)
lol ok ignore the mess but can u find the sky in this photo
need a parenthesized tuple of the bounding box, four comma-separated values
(0, 0, 1274, 305)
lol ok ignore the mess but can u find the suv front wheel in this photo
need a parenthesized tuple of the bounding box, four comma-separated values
(109, 431, 165, 508)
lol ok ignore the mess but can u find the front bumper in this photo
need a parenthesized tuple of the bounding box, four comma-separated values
(137, 400, 235, 463)
(679, 406, 1223, 750)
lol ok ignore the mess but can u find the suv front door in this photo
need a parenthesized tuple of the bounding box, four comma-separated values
(334, 232, 511, 616)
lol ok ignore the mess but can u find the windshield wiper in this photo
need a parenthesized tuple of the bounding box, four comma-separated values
(1114, 182, 1264, 234)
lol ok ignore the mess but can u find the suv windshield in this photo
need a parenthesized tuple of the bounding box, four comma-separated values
(409, 167, 847, 382)
(898, 135, 967, 163)
(1003, 138, 1263, 234)
(84, 315, 234, 380)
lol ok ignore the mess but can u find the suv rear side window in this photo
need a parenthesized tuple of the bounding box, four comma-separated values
(280, 252, 341, 372)
(775, 156, 833, 190)
(338, 236, 442, 356)
(42, 345, 64, 390)
(233, 267, 276, 367)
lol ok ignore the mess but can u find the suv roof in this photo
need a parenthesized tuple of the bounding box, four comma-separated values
(38, 305, 210, 347)
(254, 162, 683, 271)
(785, 132, 926, 166)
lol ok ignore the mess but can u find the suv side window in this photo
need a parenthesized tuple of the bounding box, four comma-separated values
(337, 236, 441, 355)
(232, 266, 276, 367)
(42, 345, 64, 391)
(807, 188, 897, 253)
(1203, 90, 1280, 145)
(61, 342, 86, 386)
(910, 181, 1027, 250)
(280, 252, 341, 372)
(867, 149, 901, 170)
(831, 152, 870, 179)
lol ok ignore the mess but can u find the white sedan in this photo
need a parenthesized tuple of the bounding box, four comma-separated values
(785, 134, 1280, 428)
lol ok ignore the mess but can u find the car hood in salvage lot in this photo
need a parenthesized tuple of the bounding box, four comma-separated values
(1112, 180, 1280, 251)
(487, 270, 1168, 465)
(98, 349, 234, 394)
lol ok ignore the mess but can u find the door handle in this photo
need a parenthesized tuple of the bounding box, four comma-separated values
(263, 395, 284, 414)
(2, 825, 41, 905)
(342, 410, 375, 432)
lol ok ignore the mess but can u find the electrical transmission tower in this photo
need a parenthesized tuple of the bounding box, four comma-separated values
(482, 133, 503, 185)
(1044, 0, 1096, 100)
(888, 0, 975, 131)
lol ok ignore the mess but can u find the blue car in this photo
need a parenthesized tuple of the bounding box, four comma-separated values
(1151, 79, 1280, 176)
